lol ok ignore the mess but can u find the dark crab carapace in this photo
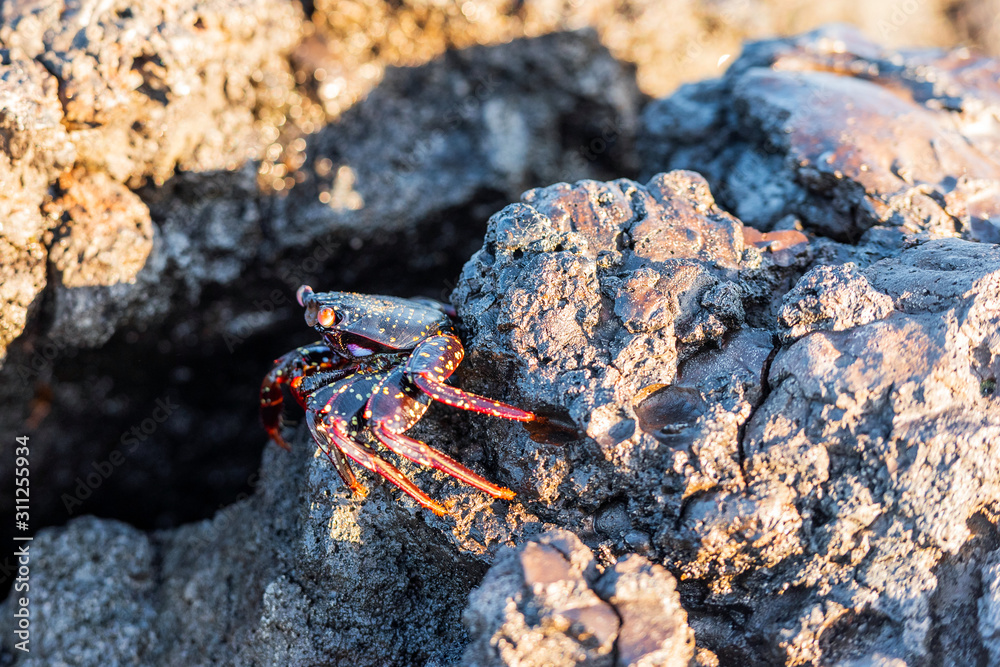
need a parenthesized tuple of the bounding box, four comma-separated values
(259, 286, 535, 515)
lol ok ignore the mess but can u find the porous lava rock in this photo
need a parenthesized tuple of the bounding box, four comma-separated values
(4, 19, 1000, 667)
(4, 166, 1000, 666)
(640, 25, 1000, 245)
(0, 57, 74, 359)
(0, 27, 642, 577)
(452, 172, 1000, 664)
(462, 530, 694, 667)
(450, 170, 803, 564)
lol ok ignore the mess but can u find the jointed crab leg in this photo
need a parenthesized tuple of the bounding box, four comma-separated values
(308, 429, 367, 499)
(260, 343, 346, 449)
(366, 367, 516, 499)
(307, 411, 447, 515)
(371, 424, 516, 500)
(405, 335, 535, 421)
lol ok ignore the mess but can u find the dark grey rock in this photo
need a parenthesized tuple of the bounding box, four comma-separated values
(0, 27, 642, 589)
(778, 263, 895, 341)
(462, 530, 693, 667)
(980, 550, 1000, 666)
(271, 29, 640, 253)
(44, 171, 161, 348)
(732, 239, 1000, 664)
(1, 429, 492, 666)
(0, 517, 159, 665)
(450, 171, 796, 563)
(5, 171, 1000, 666)
(4, 16, 1000, 667)
(451, 175, 1000, 664)
(640, 24, 1000, 244)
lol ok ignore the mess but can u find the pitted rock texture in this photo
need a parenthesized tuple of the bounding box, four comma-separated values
(44, 171, 158, 346)
(0, 28, 640, 357)
(0, 0, 305, 354)
(0, 57, 74, 358)
(0, 0, 303, 186)
(722, 238, 1000, 665)
(450, 171, 803, 562)
(4, 170, 1000, 666)
(0, 435, 491, 666)
(640, 25, 1000, 244)
(777, 263, 895, 340)
(0, 57, 75, 246)
(0, 28, 642, 562)
(4, 17, 1000, 667)
(451, 173, 1000, 664)
(462, 530, 694, 667)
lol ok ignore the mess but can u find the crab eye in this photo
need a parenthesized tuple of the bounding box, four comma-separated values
(317, 307, 337, 327)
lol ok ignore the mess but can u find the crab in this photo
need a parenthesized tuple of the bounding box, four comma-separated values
(259, 285, 535, 515)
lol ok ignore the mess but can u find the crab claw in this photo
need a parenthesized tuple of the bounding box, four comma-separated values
(296, 285, 315, 307)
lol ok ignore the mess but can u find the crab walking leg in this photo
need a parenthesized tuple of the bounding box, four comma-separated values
(372, 424, 515, 500)
(405, 334, 535, 421)
(260, 343, 345, 450)
(305, 413, 368, 498)
(306, 411, 447, 515)
(366, 367, 515, 500)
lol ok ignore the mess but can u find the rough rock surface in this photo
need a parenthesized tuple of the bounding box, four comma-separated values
(0, 0, 303, 186)
(463, 530, 694, 667)
(3, 5, 994, 360)
(640, 25, 1000, 244)
(777, 263, 895, 340)
(0, 436, 486, 666)
(451, 174, 1000, 664)
(4, 158, 1000, 665)
(44, 171, 158, 346)
(0, 26, 641, 567)
(4, 13, 1000, 667)
(734, 238, 1000, 665)
(450, 171, 802, 563)
(0, 56, 74, 355)
(0, 0, 305, 359)
(0, 5, 643, 359)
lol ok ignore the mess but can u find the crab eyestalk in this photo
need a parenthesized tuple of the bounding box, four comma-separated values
(296, 285, 314, 306)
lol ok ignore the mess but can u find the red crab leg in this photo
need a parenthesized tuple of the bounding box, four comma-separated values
(306, 410, 447, 516)
(405, 334, 535, 422)
(366, 368, 515, 499)
(260, 343, 343, 450)
(371, 423, 515, 500)
(313, 437, 368, 499)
